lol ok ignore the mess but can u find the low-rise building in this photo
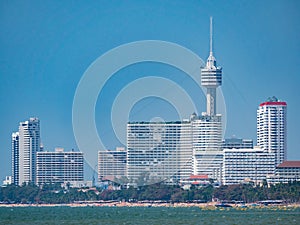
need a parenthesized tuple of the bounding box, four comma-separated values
(180, 174, 213, 190)
(2, 176, 12, 186)
(98, 147, 127, 182)
(223, 147, 275, 185)
(267, 161, 300, 184)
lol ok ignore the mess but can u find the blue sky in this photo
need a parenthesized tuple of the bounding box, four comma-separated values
(0, 0, 299, 180)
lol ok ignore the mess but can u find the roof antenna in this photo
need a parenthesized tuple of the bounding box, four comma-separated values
(210, 16, 213, 55)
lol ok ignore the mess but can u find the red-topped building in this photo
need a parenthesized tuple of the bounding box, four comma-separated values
(277, 161, 300, 168)
(267, 161, 300, 184)
(257, 96, 287, 166)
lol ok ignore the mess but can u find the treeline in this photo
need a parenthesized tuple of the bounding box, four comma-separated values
(0, 182, 299, 204)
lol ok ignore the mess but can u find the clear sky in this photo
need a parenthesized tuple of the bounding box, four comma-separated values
(0, 0, 299, 181)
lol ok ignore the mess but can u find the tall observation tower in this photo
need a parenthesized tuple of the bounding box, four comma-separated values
(192, 17, 223, 183)
(201, 17, 222, 116)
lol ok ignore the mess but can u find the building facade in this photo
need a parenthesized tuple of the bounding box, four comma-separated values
(222, 137, 253, 149)
(267, 161, 300, 184)
(127, 121, 192, 185)
(2, 176, 12, 186)
(36, 148, 84, 185)
(192, 114, 223, 182)
(98, 147, 127, 182)
(223, 147, 275, 185)
(13, 117, 41, 185)
(257, 96, 287, 166)
(11, 132, 19, 185)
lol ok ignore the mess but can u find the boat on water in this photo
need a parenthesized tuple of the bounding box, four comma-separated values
(215, 203, 232, 208)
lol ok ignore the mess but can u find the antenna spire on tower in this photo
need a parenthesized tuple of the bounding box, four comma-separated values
(210, 16, 213, 55)
(201, 16, 222, 116)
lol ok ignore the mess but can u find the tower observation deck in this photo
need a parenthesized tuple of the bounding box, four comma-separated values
(201, 17, 222, 116)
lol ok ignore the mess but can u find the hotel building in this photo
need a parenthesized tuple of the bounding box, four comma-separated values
(267, 161, 300, 184)
(257, 96, 287, 166)
(192, 114, 223, 182)
(11, 132, 20, 185)
(12, 118, 41, 185)
(127, 121, 192, 185)
(222, 97, 287, 185)
(36, 148, 84, 185)
(223, 147, 275, 185)
(98, 147, 127, 181)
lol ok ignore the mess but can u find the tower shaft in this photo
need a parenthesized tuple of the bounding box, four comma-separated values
(206, 88, 216, 116)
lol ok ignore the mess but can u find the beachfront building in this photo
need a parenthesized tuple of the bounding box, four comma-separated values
(180, 174, 213, 190)
(127, 121, 192, 185)
(98, 147, 127, 182)
(12, 117, 41, 185)
(222, 97, 288, 185)
(36, 148, 84, 185)
(192, 113, 223, 182)
(2, 176, 12, 187)
(222, 147, 275, 185)
(267, 161, 300, 184)
(257, 96, 287, 166)
(11, 132, 20, 185)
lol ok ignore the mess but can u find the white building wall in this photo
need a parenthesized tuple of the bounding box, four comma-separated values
(127, 122, 192, 185)
(257, 99, 287, 166)
(223, 148, 275, 185)
(98, 148, 127, 181)
(192, 114, 223, 182)
(36, 149, 84, 185)
(11, 132, 19, 185)
(18, 118, 40, 185)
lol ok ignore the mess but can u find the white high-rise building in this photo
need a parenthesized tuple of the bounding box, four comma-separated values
(36, 148, 84, 185)
(11, 132, 19, 185)
(127, 121, 192, 185)
(222, 97, 287, 185)
(192, 114, 223, 182)
(16, 117, 41, 185)
(257, 96, 287, 166)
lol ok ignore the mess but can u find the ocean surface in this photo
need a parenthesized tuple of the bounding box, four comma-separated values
(0, 206, 299, 225)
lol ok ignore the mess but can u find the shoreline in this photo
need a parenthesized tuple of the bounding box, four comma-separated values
(1, 202, 299, 208)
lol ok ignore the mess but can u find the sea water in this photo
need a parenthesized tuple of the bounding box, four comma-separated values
(0, 206, 299, 225)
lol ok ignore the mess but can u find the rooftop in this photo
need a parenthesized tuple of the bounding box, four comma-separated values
(189, 175, 209, 180)
(128, 121, 189, 124)
(277, 161, 300, 168)
(260, 96, 286, 107)
(259, 101, 287, 107)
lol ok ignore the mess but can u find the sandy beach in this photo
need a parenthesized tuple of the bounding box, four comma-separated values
(1, 202, 299, 209)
